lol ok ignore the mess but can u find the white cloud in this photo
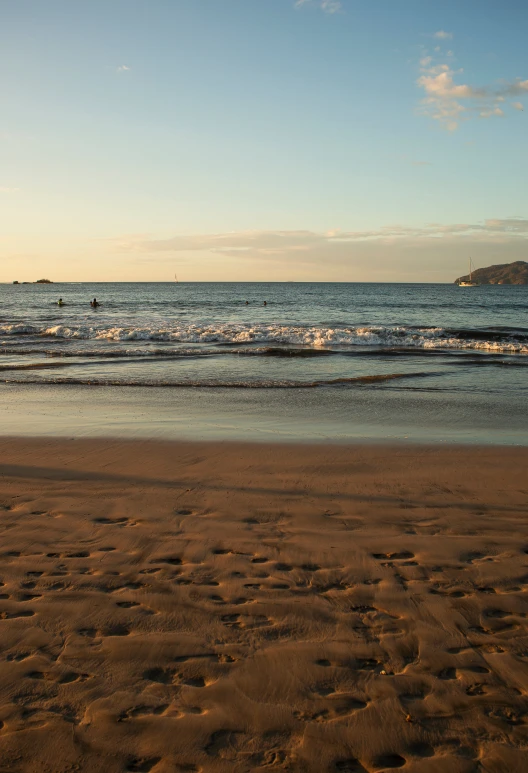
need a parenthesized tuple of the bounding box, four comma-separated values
(110, 219, 528, 255)
(512, 101, 524, 111)
(295, 0, 342, 13)
(0, 186, 20, 193)
(479, 106, 504, 118)
(434, 30, 453, 40)
(417, 49, 528, 130)
(116, 65, 130, 72)
(104, 220, 528, 278)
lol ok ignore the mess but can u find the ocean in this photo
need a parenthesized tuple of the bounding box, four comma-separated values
(1, 282, 527, 443)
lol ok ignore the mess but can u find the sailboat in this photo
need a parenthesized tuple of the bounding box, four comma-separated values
(458, 257, 478, 287)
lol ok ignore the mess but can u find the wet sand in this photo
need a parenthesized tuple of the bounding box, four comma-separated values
(0, 438, 527, 772)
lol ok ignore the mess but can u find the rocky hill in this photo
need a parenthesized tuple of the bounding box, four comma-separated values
(455, 260, 528, 285)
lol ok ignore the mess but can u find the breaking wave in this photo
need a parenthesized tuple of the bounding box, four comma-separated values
(1, 322, 527, 353)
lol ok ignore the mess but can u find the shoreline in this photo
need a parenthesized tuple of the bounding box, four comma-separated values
(2, 383, 527, 446)
(1, 438, 527, 771)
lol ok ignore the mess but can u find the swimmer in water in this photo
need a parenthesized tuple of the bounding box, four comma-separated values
(57, 298, 64, 306)
(90, 298, 100, 308)
(245, 300, 249, 305)
(263, 300, 267, 306)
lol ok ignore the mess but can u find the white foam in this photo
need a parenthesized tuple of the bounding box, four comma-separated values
(0, 322, 526, 353)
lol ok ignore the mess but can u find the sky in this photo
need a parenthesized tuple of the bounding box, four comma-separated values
(1, 0, 527, 282)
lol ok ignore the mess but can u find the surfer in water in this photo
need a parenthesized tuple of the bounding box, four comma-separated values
(90, 298, 100, 308)
(57, 298, 64, 306)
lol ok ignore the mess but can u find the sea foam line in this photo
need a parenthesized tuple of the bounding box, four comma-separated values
(0, 322, 526, 353)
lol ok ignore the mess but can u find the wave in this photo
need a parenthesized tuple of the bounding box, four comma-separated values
(2, 371, 433, 388)
(0, 322, 527, 353)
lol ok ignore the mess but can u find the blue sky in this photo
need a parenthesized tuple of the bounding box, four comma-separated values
(1, 0, 527, 281)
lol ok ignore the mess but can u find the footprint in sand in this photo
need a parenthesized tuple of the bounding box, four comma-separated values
(126, 757, 162, 772)
(7, 652, 32, 662)
(76, 624, 130, 640)
(144, 667, 176, 684)
(349, 606, 403, 639)
(372, 551, 415, 561)
(317, 580, 354, 593)
(407, 743, 435, 759)
(209, 595, 252, 606)
(460, 550, 497, 565)
(483, 608, 510, 619)
(178, 676, 209, 688)
(466, 683, 488, 696)
(118, 704, 170, 721)
(399, 686, 430, 704)
(65, 551, 90, 558)
(150, 556, 183, 566)
(334, 759, 368, 772)
(0, 609, 35, 620)
(143, 666, 213, 689)
(437, 667, 458, 680)
(221, 613, 272, 630)
(483, 706, 527, 725)
(371, 753, 406, 769)
(93, 517, 136, 527)
(429, 586, 469, 598)
(297, 694, 368, 722)
(116, 600, 155, 616)
(27, 670, 89, 684)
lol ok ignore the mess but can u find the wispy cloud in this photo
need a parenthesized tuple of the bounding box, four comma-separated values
(116, 65, 130, 73)
(105, 220, 528, 277)
(433, 30, 453, 40)
(0, 186, 20, 193)
(417, 45, 528, 130)
(295, 0, 342, 13)
(110, 218, 528, 254)
(512, 101, 524, 111)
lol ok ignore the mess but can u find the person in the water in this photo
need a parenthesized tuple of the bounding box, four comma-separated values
(90, 298, 100, 308)
(263, 300, 267, 306)
(57, 298, 64, 306)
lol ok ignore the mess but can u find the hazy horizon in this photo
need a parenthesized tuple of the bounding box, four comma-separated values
(2, 0, 527, 283)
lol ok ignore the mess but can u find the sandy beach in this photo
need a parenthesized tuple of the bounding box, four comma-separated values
(0, 438, 527, 772)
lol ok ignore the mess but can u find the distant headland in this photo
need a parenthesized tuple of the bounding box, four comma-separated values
(455, 261, 528, 285)
(12, 279, 53, 284)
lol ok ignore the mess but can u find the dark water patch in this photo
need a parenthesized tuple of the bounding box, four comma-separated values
(243, 346, 335, 358)
(445, 327, 528, 343)
(3, 371, 437, 389)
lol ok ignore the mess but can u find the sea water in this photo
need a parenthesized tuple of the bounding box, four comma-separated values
(1, 282, 527, 443)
